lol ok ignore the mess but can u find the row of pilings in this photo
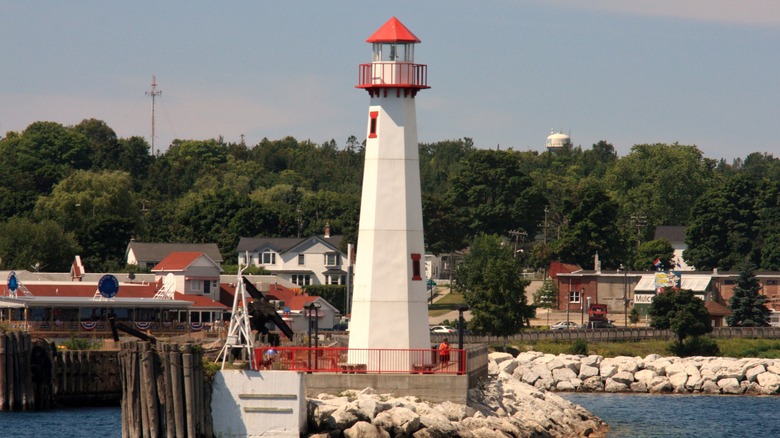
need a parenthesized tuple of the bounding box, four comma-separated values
(119, 341, 213, 438)
(1, 331, 123, 411)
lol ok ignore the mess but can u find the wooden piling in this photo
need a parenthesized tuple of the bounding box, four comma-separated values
(119, 341, 211, 437)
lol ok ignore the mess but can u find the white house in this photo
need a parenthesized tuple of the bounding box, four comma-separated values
(151, 252, 223, 302)
(236, 230, 348, 287)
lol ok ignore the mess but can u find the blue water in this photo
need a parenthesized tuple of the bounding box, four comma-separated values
(2, 395, 780, 437)
(0, 406, 121, 438)
(562, 393, 780, 438)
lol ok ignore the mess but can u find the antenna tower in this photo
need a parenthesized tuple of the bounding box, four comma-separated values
(145, 75, 162, 155)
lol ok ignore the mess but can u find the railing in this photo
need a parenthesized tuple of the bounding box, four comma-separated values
(357, 63, 429, 88)
(254, 346, 465, 374)
(4, 320, 220, 337)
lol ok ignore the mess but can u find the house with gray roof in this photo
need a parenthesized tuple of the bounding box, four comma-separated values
(125, 241, 224, 269)
(236, 227, 348, 287)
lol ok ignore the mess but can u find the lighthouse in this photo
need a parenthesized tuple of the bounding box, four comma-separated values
(348, 17, 431, 356)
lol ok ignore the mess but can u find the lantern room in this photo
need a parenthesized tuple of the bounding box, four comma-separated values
(357, 17, 429, 96)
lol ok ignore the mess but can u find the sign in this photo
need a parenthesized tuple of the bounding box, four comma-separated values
(7, 271, 18, 293)
(654, 271, 681, 290)
(98, 274, 120, 299)
(634, 293, 655, 304)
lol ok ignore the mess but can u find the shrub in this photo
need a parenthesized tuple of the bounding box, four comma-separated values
(61, 337, 95, 351)
(667, 336, 720, 357)
(569, 339, 589, 355)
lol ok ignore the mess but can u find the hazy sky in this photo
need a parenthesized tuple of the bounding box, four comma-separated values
(1, 1, 778, 161)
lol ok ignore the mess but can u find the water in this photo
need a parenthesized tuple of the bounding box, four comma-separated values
(0, 406, 121, 438)
(561, 393, 780, 437)
(2, 395, 780, 437)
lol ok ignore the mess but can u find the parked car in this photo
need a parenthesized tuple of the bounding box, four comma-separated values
(582, 321, 616, 329)
(430, 325, 456, 334)
(550, 321, 579, 330)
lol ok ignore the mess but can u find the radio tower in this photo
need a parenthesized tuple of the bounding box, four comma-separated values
(145, 75, 162, 155)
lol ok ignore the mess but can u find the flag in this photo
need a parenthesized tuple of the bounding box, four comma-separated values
(654, 258, 662, 269)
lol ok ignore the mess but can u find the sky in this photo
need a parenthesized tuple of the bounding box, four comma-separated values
(1, 1, 778, 161)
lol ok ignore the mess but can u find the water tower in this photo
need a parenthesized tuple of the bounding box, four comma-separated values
(545, 130, 572, 150)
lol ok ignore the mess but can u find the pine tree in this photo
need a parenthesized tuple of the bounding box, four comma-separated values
(727, 264, 771, 327)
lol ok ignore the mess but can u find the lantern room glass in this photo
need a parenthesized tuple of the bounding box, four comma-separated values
(373, 43, 414, 62)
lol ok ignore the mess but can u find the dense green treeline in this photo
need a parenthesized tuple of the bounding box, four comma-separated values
(2, 118, 780, 273)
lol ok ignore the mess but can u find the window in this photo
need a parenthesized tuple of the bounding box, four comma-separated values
(325, 253, 340, 267)
(411, 253, 422, 281)
(292, 274, 311, 286)
(190, 281, 202, 292)
(262, 251, 277, 265)
(369, 111, 378, 138)
(326, 275, 345, 285)
(569, 290, 581, 304)
(298, 254, 305, 266)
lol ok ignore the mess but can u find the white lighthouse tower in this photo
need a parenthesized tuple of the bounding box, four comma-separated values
(348, 17, 431, 357)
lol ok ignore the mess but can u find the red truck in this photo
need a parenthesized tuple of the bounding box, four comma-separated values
(584, 303, 614, 329)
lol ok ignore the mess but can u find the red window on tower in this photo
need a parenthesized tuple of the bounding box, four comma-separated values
(411, 253, 422, 281)
(369, 111, 378, 138)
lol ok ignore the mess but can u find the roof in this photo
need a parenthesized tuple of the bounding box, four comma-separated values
(236, 235, 344, 255)
(654, 226, 687, 244)
(151, 252, 220, 272)
(0, 281, 225, 310)
(126, 242, 223, 263)
(705, 300, 733, 316)
(366, 17, 421, 43)
(635, 274, 711, 292)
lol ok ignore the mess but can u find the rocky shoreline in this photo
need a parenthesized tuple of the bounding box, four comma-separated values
(306, 351, 609, 437)
(493, 350, 780, 396)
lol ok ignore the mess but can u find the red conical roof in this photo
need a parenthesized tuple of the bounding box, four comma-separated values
(366, 17, 420, 43)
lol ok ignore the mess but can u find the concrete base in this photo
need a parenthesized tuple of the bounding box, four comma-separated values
(304, 373, 469, 404)
(211, 370, 307, 437)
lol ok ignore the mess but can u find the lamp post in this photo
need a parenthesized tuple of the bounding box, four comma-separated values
(623, 266, 629, 327)
(305, 302, 321, 372)
(457, 305, 469, 351)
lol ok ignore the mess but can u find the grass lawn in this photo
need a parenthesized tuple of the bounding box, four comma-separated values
(498, 337, 780, 359)
(428, 288, 465, 317)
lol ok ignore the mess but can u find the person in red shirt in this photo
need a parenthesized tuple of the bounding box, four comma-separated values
(438, 338, 450, 367)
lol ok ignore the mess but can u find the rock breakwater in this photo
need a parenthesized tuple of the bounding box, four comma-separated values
(307, 356, 608, 437)
(493, 351, 780, 396)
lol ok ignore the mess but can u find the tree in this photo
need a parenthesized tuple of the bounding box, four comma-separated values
(533, 279, 558, 326)
(727, 264, 771, 327)
(634, 238, 675, 271)
(685, 174, 760, 270)
(629, 307, 641, 325)
(604, 143, 715, 230)
(648, 288, 712, 344)
(0, 217, 79, 272)
(447, 149, 545, 239)
(455, 233, 530, 336)
(550, 183, 625, 269)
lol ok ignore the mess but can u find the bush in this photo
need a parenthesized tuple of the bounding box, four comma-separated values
(667, 336, 720, 357)
(61, 337, 96, 351)
(569, 339, 589, 355)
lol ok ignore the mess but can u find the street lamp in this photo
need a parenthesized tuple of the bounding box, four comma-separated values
(304, 302, 321, 372)
(623, 265, 629, 327)
(457, 305, 469, 351)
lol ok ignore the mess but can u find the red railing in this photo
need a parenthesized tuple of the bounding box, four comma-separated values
(357, 63, 429, 89)
(253, 346, 465, 374)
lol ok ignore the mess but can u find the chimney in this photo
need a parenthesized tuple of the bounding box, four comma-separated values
(324, 223, 331, 238)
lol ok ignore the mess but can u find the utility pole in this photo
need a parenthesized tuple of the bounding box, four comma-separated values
(630, 214, 647, 249)
(146, 75, 162, 156)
